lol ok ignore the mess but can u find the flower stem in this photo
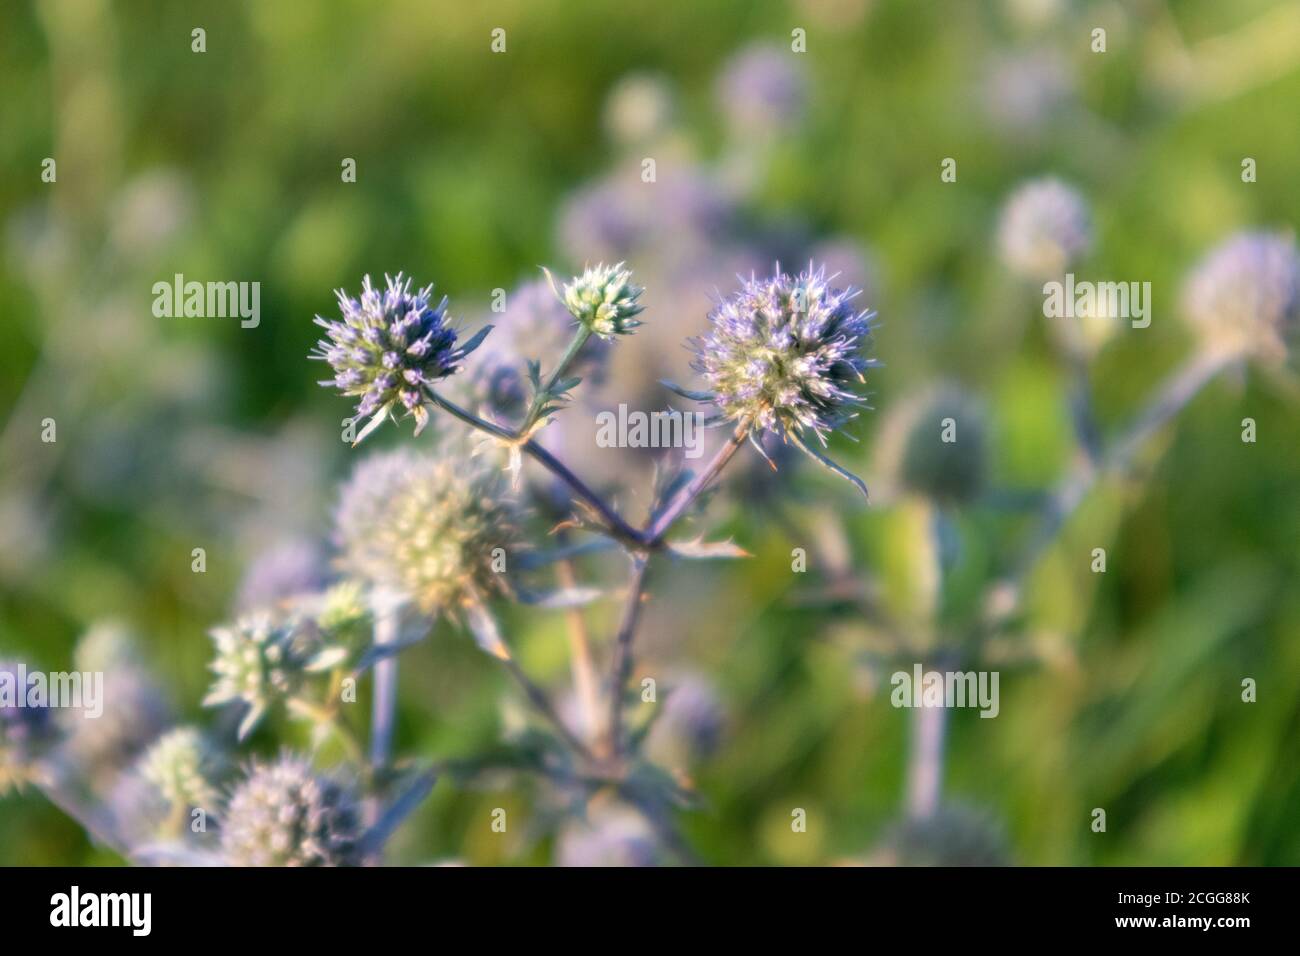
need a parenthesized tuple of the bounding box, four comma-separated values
(426, 388, 644, 548)
(905, 697, 947, 820)
(643, 424, 749, 545)
(605, 556, 649, 759)
(521, 325, 592, 429)
(557, 553, 600, 743)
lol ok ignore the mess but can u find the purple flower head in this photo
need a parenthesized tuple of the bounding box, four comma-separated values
(1, 659, 56, 792)
(685, 264, 875, 496)
(716, 43, 807, 138)
(1181, 231, 1300, 363)
(997, 178, 1092, 281)
(691, 264, 874, 440)
(311, 273, 488, 441)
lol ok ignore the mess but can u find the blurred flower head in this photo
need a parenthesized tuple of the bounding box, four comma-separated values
(137, 726, 221, 816)
(235, 538, 327, 614)
(553, 262, 645, 340)
(63, 625, 171, 781)
(555, 803, 660, 867)
(221, 754, 362, 867)
(646, 672, 725, 766)
(203, 615, 311, 740)
(691, 264, 875, 442)
(312, 273, 483, 437)
(603, 72, 677, 147)
(333, 445, 520, 614)
(874, 384, 989, 506)
(867, 804, 1010, 866)
(997, 178, 1092, 281)
(1181, 231, 1300, 364)
(716, 43, 807, 139)
(1, 658, 56, 793)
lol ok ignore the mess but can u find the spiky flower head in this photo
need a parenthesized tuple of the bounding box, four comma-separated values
(868, 805, 1010, 867)
(203, 615, 314, 740)
(1181, 231, 1300, 364)
(221, 754, 361, 867)
(1, 659, 56, 793)
(312, 273, 486, 440)
(691, 264, 874, 442)
(63, 625, 171, 778)
(874, 384, 989, 506)
(138, 726, 221, 814)
(553, 262, 645, 339)
(997, 178, 1092, 281)
(334, 445, 519, 614)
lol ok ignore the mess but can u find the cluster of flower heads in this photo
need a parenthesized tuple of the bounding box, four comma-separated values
(312, 273, 487, 440)
(689, 265, 875, 445)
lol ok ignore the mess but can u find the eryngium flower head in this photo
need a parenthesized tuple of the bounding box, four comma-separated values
(203, 616, 311, 740)
(556, 804, 660, 867)
(554, 262, 645, 339)
(138, 726, 220, 814)
(1181, 231, 1300, 363)
(716, 42, 807, 138)
(997, 178, 1092, 280)
(312, 273, 481, 438)
(63, 625, 171, 778)
(221, 755, 361, 867)
(867, 804, 1010, 867)
(1, 659, 55, 793)
(691, 264, 874, 441)
(334, 446, 519, 614)
(874, 384, 988, 505)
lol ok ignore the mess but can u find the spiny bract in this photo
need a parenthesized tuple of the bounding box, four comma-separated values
(221, 755, 361, 867)
(312, 273, 482, 439)
(334, 446, 519, 614)
(691, 264, 874, 442)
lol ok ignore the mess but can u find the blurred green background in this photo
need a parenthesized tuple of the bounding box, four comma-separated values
(2, 0, 1299, 865)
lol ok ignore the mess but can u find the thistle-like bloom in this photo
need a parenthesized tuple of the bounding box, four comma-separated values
(203, 616, 311, 740)
(138, 726, 220, 814)
(334, 446, 519, 614)
(1181, 231, 1300, 363)
(554, 262, 645, 339)
(691, 265, 874, 437)
(221, 755, 361, 867)
(997, 178, 1092, 281)
(874, 384, 988, 506)
(311, 273, 486, 440)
